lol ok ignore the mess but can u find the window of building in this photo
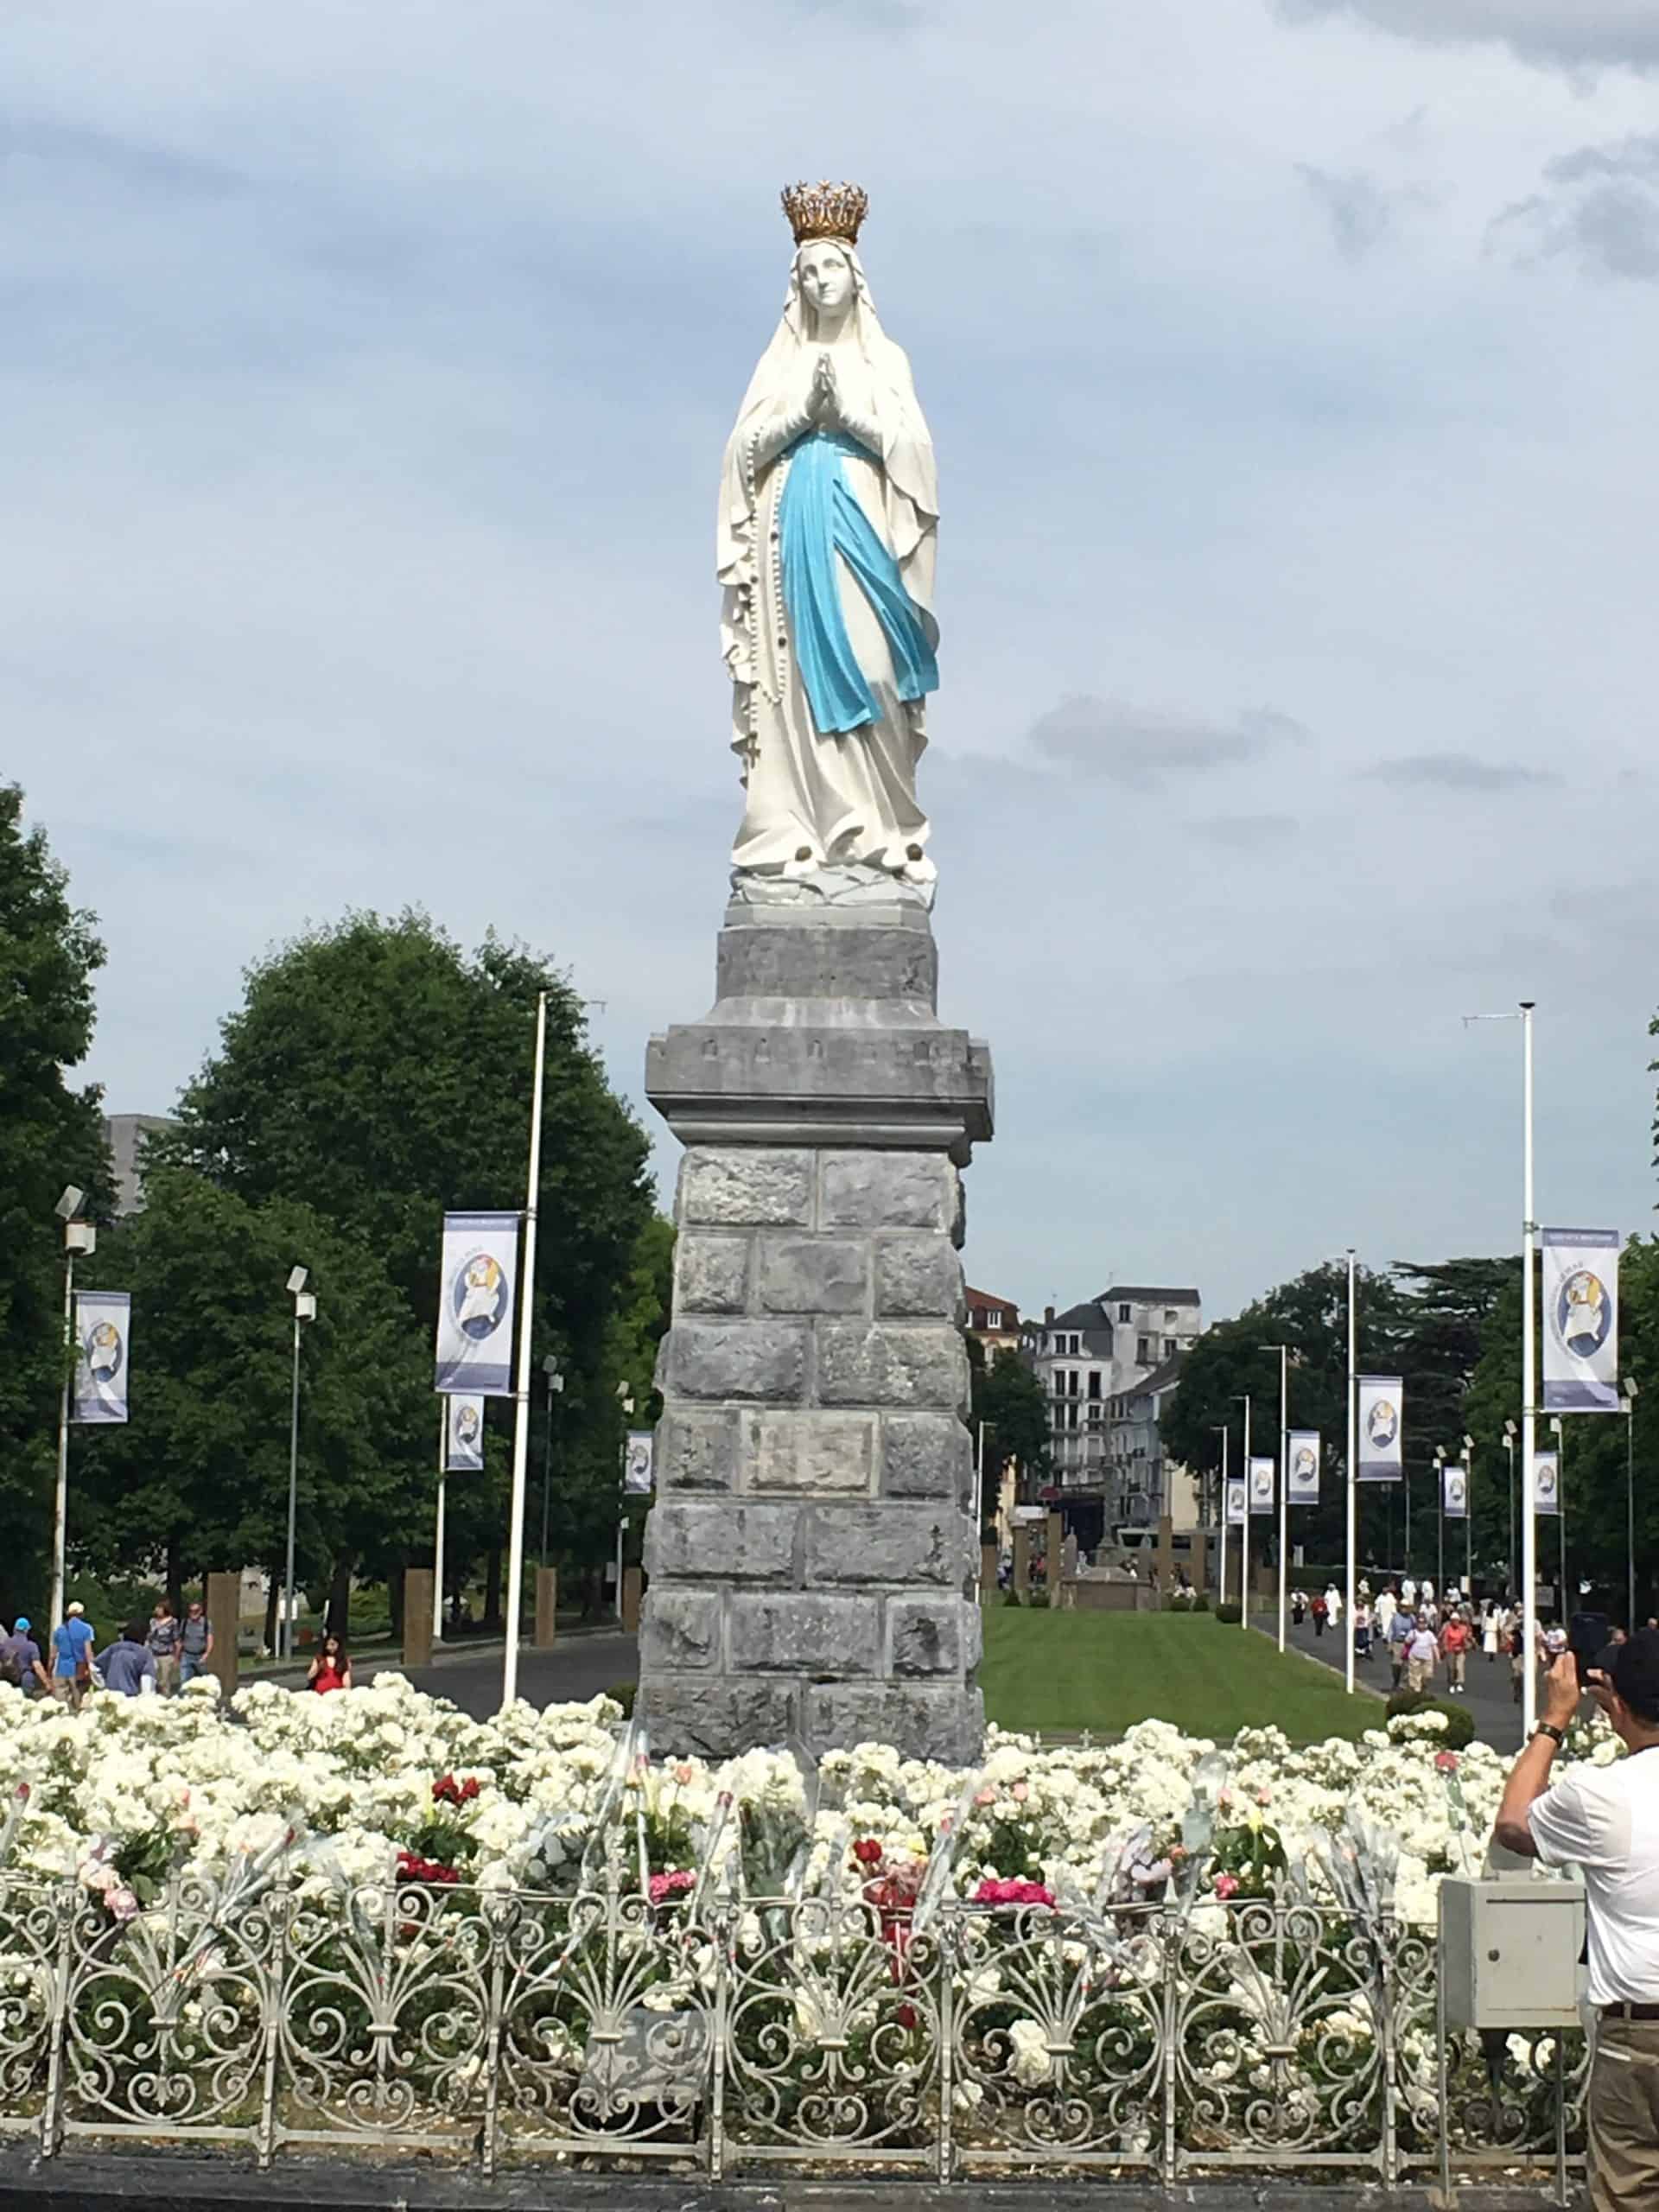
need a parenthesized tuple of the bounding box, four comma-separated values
(1067, 1370, 1080, 1396)
(1087, 1370, 1102, 1400)
(1165, 1308, 1178, 1324)
(1117, 1303, 1131, 1323)
(1066, 1402, 1079, 1430)
(1164, 1337, 1178, 1358)
(1137, 1335, 1151, 1363)
(986, 1309, 1002, 1329)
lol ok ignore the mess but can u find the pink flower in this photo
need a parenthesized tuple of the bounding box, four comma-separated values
(974, 1788, 995, 1808)
(673, 1763, 695, 1786)
(972, 1877, 1055, 1909)
(1435, 1751, 1460, 1774)
(106, 1887, 139, 1922)
(1010, 1782, 1029, 1803)
(1213, 1873, 1240, 1900)
(647, 1869, 696, 1905)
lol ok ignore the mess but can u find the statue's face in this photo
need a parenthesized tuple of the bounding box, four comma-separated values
(798, 243, 854, 315)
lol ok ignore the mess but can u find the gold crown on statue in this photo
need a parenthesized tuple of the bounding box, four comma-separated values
(782, 180, 868, 246)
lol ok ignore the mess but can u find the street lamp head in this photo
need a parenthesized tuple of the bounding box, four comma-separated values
(286, 1266, 309, 1296)
(1503, 1419, 1517, 1440)
(1624, 1376, 1639, 1400)
(1463, 1433, 1474, 1452)
(54, 1185, 85, 1221)
(294, 1291, 317, 1324)
(542, 1354, 562, 1377)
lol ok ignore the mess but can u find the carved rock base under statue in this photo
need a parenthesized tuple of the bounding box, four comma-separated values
(639, 899, 992, 1764)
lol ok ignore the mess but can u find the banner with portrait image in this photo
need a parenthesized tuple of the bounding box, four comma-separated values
(1542, 1229, 1620, 1413)
(444, 1394, 486, 1472)
(434, 1211, 519, 1396)
(1225, 1478, 1246, 1527)
(1248, 1456, 1275, 1513)
(1532, 1449, 1561, 1516)
(1287, 1431, 1320, 1503)
(1442, 1463, 1468, 1521)
(71, 1291, 130, 1425)
(1357, 1376, 1403, 1483)
(623, 1430, 655, 1496)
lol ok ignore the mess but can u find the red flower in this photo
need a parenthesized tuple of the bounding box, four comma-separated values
(972, 1878, 1055, 1909)
(1435, 1751, 1460, 1775)
(895, 2000, 918, 2031)
(397, 1850, 460, 1885)
(1213, 1872, 1240, 1900)
(647, 1869, 696, 1905)
(852, 1837, 884, 1866)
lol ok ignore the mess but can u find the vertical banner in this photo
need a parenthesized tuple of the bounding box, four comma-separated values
(444, 1395, 485, 1472)
(1532, 1450, 1561, 1516)
(1225, 1478, 1246, 1527)
(1542, 1229, 1620, 1413)
(434, 1211, 519, 1395)
(623, 1430, 655, 1496)
(1442, 1463, 1468, 1520)
(1287, 1431, 1321, 1503)
(1357, 1376, 1403, 1482)
(71, 1292, 130, 1425)
(1248, 1456, 1275, 1514)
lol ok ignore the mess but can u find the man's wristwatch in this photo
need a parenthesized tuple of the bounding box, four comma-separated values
(1532, 1722, 1567, 1747)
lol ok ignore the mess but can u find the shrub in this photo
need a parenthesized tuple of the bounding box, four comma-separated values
(1027, 1589, 1051, 1609)
(1001, 1590, 1022, 1606)
(1164, 1591, 1212, 1613)
(606, 1682, 638, 1718)
(1213, 1603, 1243, 1625)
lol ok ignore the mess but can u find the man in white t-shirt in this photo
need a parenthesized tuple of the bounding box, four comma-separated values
(1494, 1630, 1659, 2210)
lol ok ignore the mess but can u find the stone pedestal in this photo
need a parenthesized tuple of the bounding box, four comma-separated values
(1046, 1511, 1064, 1593)
(1012, 1523, 1031, 1598)
(534, 1567, 558, 1649)
(638, 898, 992, 1764)
(402, 1570, 434, 1669)
(621, 1565, 643, 1634)
(980, 1539, 999, 1601)
(205, 1571, 240, 1696)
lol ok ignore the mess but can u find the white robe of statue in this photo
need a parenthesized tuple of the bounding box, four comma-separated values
(718, 233, 939, 896)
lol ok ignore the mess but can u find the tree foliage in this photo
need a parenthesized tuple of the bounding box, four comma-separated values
(0, 788, 112, 1614)
(969, 1343, 1052, 1521)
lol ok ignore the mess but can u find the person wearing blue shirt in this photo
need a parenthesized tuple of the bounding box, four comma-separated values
(51, 1603, 95, 1709)
(94, 1621, 156, 1698)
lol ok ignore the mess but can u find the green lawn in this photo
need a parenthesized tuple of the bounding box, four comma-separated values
(979, 1607, 1380, 1743)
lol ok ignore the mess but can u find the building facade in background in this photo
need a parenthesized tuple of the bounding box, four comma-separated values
(1033, 1286, 1201, 1549)
(104, 1114, 178, 1216)
(964, 1286, 1021, 1360)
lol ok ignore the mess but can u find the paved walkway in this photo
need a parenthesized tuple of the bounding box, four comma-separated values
(1261, 1605, 1522, 1751)
(372, 1629, 638, 1719)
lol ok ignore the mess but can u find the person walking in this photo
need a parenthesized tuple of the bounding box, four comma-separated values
(1325, 1582, 1344, 1633)
(94, 1619, 156, 1697)
(1401, 1573, 1417, 1612)
(0, 1618, 48, 1697)
(49, 1603, 95, 1710)
(1354, 1599, 1373, 1662)
(306, 1634, 352, 1694)
(1312, 1592, 1328, 1638)
(1292, 1587, 1306, 1628)
(1405, 1617, 1439, 1696)
(1482, 1602, 1500, 1664)
(1494, 1633, 1659, 2210)
(1389, 1605, 1414, 1690)
(146, 1600, 181, 1696)
(1440, 1610, 1472, 1695)
(179, 1600, 213, 1685)
(1376, 1586, 1398, 1641)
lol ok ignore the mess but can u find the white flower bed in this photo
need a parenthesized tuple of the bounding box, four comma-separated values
(0, 1673, 1616, 1916)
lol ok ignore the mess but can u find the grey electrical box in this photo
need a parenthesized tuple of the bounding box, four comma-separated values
(1439, 1876, 1586, 2029)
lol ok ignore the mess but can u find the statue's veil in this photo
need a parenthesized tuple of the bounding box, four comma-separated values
(717, 243, 938, 642)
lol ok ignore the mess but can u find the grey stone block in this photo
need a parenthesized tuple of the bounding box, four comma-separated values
(655, 1410, 740, 1493)
(717, 918, 938, 1007)
(666, 1319, 807, 1402)
(638, 1676, 799, 1758)
(679, 1148, 812, 1227)
(820, 1152, 957, 1231)
(645, 1500, 798, 1584)
(887, 1596, 981, 1676)
(675, 1232, 750, 1314)
(807, 1503, 963, 1586)
(638, 1590, 721, 1672)
(728, 1592, 880, 1675)
(755, 1235, 868, 1315)
(816, 1324, 969, 1411)
(743, 1411, 874, 1494)
(874, 1236, 964, 1319)
(880, 1413, 974, 1503)
(804, 1681, 985, 1764)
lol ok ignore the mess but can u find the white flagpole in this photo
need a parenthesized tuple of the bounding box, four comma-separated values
(1216, 1424, 1230, 1609)
(1345, 1248, 1357, 1696)
(433, 1402, 446, 1647)
(501, 991, 548, 1710)
(1521, 1002, 1539, 1740)
(1241, 1394, 1252, 1630)
(48, 1246, 77, 1639)
(1276, 1344, 1288, 1653)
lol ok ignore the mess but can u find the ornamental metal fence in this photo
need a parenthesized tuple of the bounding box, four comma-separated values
(0, 1872, 1582, 2194)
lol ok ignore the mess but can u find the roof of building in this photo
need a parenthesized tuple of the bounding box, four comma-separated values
(1048, 1300, 1112, 1334)
(964, 1287, 1020, 1319)
(1097, 1285, 1201, 1306)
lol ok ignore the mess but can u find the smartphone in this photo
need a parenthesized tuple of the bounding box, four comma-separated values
(1568, 1611, 1611, 1675)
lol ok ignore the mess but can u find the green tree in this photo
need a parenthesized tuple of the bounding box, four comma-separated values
(0, 787, 112, 1614)
(969, 1344, 1051, 1523)
(154, 912, 656, 1612)
(73, 1170, 429, 1635)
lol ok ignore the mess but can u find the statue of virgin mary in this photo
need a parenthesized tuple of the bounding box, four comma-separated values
(719, 184, 940, 899)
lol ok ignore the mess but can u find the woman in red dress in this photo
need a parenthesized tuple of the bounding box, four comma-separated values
(306, 1634, 352, 1694)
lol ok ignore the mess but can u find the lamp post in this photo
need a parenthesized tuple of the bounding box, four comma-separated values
(283, 1266, 316, 1660)
(1344, 1248, 1357, 1696)
(48, 1185, 93, 1636)
(1462, 1432, 1475, 1599)
(1549, 1414, 1568, 1624)
(615, 1382, 635, 1621)
(1260, 1343, 1289, 1652)
(1234, 1392, 1251, 1630)
(540, 1356, 564, 1567)
(1623, 1378, 1638, 1632)
(1503, 1419, 1517, 1599)
(1433, 1446, 1446, 1599)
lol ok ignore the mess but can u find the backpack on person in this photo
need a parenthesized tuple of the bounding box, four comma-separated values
(0, 1641, 22, 1689)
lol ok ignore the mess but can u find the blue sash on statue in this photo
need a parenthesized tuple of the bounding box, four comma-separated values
(779, 430, 938, 736)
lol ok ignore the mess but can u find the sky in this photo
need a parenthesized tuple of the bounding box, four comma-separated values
(9, 0, 1659, 1321)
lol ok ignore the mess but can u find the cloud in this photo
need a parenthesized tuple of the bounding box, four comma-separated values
(1363, 752, 1559, 791)
(1274, 0, 1659, 75)
(1028, 699, 1307, 788)
(1297, 166, 1402, 259)
(1192, 814, 1300, 847)
(1491, 135, 1659, 280)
